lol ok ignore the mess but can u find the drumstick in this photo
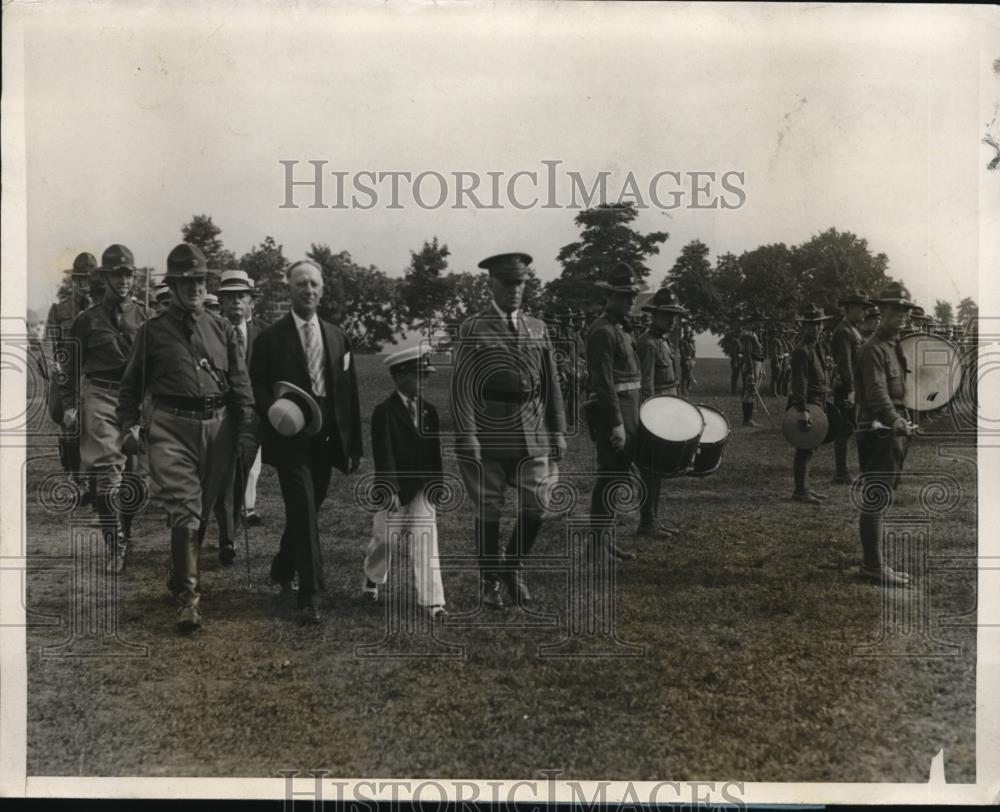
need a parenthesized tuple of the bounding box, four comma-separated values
(870, 419, 921, 438)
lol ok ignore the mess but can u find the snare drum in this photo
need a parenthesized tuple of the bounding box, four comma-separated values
(688, 405, 730, 476)
(899, 333, 963, 412)
(636, 395, 705, 476)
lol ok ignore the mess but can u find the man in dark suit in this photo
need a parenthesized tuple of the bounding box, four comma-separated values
(249, 259, 363, 624)
(207, 270, 266, 565)
(362, 347, 447, 618)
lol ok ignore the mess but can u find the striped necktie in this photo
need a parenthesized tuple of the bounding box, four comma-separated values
(302, 321, 325, 395)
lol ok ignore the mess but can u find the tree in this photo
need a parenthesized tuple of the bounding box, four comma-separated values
(401, 238, 450, 332)
(957, 296, 978, 327)
(181, 214, 238, 292)
(790, 228, 890, 313)
(664, 240, 716, 332)
(240, 236, 289, 321)
(307, 244, 407, 352)
(545, 202, 669, 314)
(933, 300, 954, 325)
(737, 243, 800, 318)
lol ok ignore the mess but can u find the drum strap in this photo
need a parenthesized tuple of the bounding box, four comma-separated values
(614, 381, 641, 392)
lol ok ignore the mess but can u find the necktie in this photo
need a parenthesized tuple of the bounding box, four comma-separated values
(235, 325, 246, 358)
(406, 396, 418, 428)
(303, 321, 325, 395)
(507, 312, 518, 339)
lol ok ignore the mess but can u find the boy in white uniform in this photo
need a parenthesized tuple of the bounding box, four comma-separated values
(362, 348, 447, 619)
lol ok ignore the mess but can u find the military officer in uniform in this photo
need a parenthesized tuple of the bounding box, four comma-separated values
(721, 327, 742, 396)
(46, 252, 98, 502)
(830, 290, 871, 484)
(118, 243, 254, 632)
(679, 322, 696, 395)
(451, 252, 566, 609)
(586, 263, 648, 562)
(854, 283, 916, 587)
(788, 305, 830, 505)
(152, 283, 172, 315)
(61, 245, 150, 571)
(860, 306, 880, 339)
(739, 312, 766, 427)
(635, 286, 686, 539)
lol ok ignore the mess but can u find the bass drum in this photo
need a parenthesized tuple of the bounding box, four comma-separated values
(899, 333, 963, 412)
(688, 405, 730, 477)
(636, 395, 705, 477)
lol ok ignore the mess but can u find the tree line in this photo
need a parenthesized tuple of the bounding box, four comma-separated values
(55, 206, 978, 351)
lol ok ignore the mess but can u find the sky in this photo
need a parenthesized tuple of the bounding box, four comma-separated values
(10, 1, 997, 356)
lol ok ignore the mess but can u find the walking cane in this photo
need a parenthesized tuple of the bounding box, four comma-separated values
(236, 451, 253, 591)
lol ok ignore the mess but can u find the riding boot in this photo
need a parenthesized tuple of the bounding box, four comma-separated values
(171, 526, 201, 632)
(477, 518, 505, 609)
(502, 511, 544, 604)
(859, 511, 883, 571)
(833, 435, 851, 481)
(96, 492, 127, 574)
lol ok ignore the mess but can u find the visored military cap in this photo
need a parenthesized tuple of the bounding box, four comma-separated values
(65, 252, 98, 277)
(165, 243, 215, 279)
(384, 346, 437, 376)
(99, 244, 136, 272)
(478, 252, 533, 281)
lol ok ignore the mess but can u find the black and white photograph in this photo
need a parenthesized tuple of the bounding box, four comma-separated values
(1, 1, 998, 805)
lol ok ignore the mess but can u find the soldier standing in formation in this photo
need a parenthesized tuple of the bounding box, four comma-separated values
(117, 243, 255, 632)
(61, 245, 150, 572)
(830, 290, 872, 484)
(46, 252, 98, 504)
(739, 312, 766, 427)
(679, 322, 696, 396)
(788, 305, 830, 505)
(634, 286, 686, 540)
(721, 327, 742, 396)
(854, 283, 916, 587)
(451, 252, 566, 609)
(586, 263, 647, 562)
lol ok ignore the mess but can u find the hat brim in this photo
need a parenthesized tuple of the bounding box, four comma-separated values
(272, 381, 323, 436)
(872, 298, 915, 310)
(595, 281, 649, 293)
(641, 304, 687, 314)
(838, 298, 872, 307)
(217, 285, 254, 294)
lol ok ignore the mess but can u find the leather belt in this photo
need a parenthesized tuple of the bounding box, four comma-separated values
(156, 394, 227, 411)
(156, 403, 226, 421)
(614, 381, 641, 392)
(86, 377, 122, 391)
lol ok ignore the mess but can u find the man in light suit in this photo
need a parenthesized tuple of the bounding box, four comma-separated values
(451, 252, 566, 610)
(207, 269, 265, 565)
(249, 259, 363, 624)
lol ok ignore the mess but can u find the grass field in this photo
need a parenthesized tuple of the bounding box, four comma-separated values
(23, 354, 977, 782)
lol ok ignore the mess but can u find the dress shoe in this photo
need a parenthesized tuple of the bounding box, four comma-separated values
(426, 605, 450, 621)
(299, 604, 322, 625)
(609, 542, 636, 560)
(636, 524, 676, 540)
(860, 565, 910, 587)
(501, 570, 532, 604)
(219, 543, 236, 567)
(176, 604, 201, 633)
(361, 577, 379, 602)
(808, 490, 829, 500)
(742, 420, 760, 428)
(278, 580, 297, 595)
(245, 511, 263, 527)
(481, 579, 505, 610)
(792, 492, 823, 505)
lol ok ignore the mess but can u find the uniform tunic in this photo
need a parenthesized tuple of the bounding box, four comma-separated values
(451, 304, 565, 520)
(635, 328, 678, 400)
(854, 327, 910, 489)
(62, 297, 149, 495)
(739, 328, 765, 403)
(117, 304, 254, 528)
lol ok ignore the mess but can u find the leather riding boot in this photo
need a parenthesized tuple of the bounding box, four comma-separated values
(171, 527, 202, 633)
(96, 493, 127, 574)
(477, 518, 505, 609)
(502, 511, 544, 604)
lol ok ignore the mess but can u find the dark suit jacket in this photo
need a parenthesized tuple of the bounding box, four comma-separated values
(371, 391, 443, 507)
(249, 312, 363, 474)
